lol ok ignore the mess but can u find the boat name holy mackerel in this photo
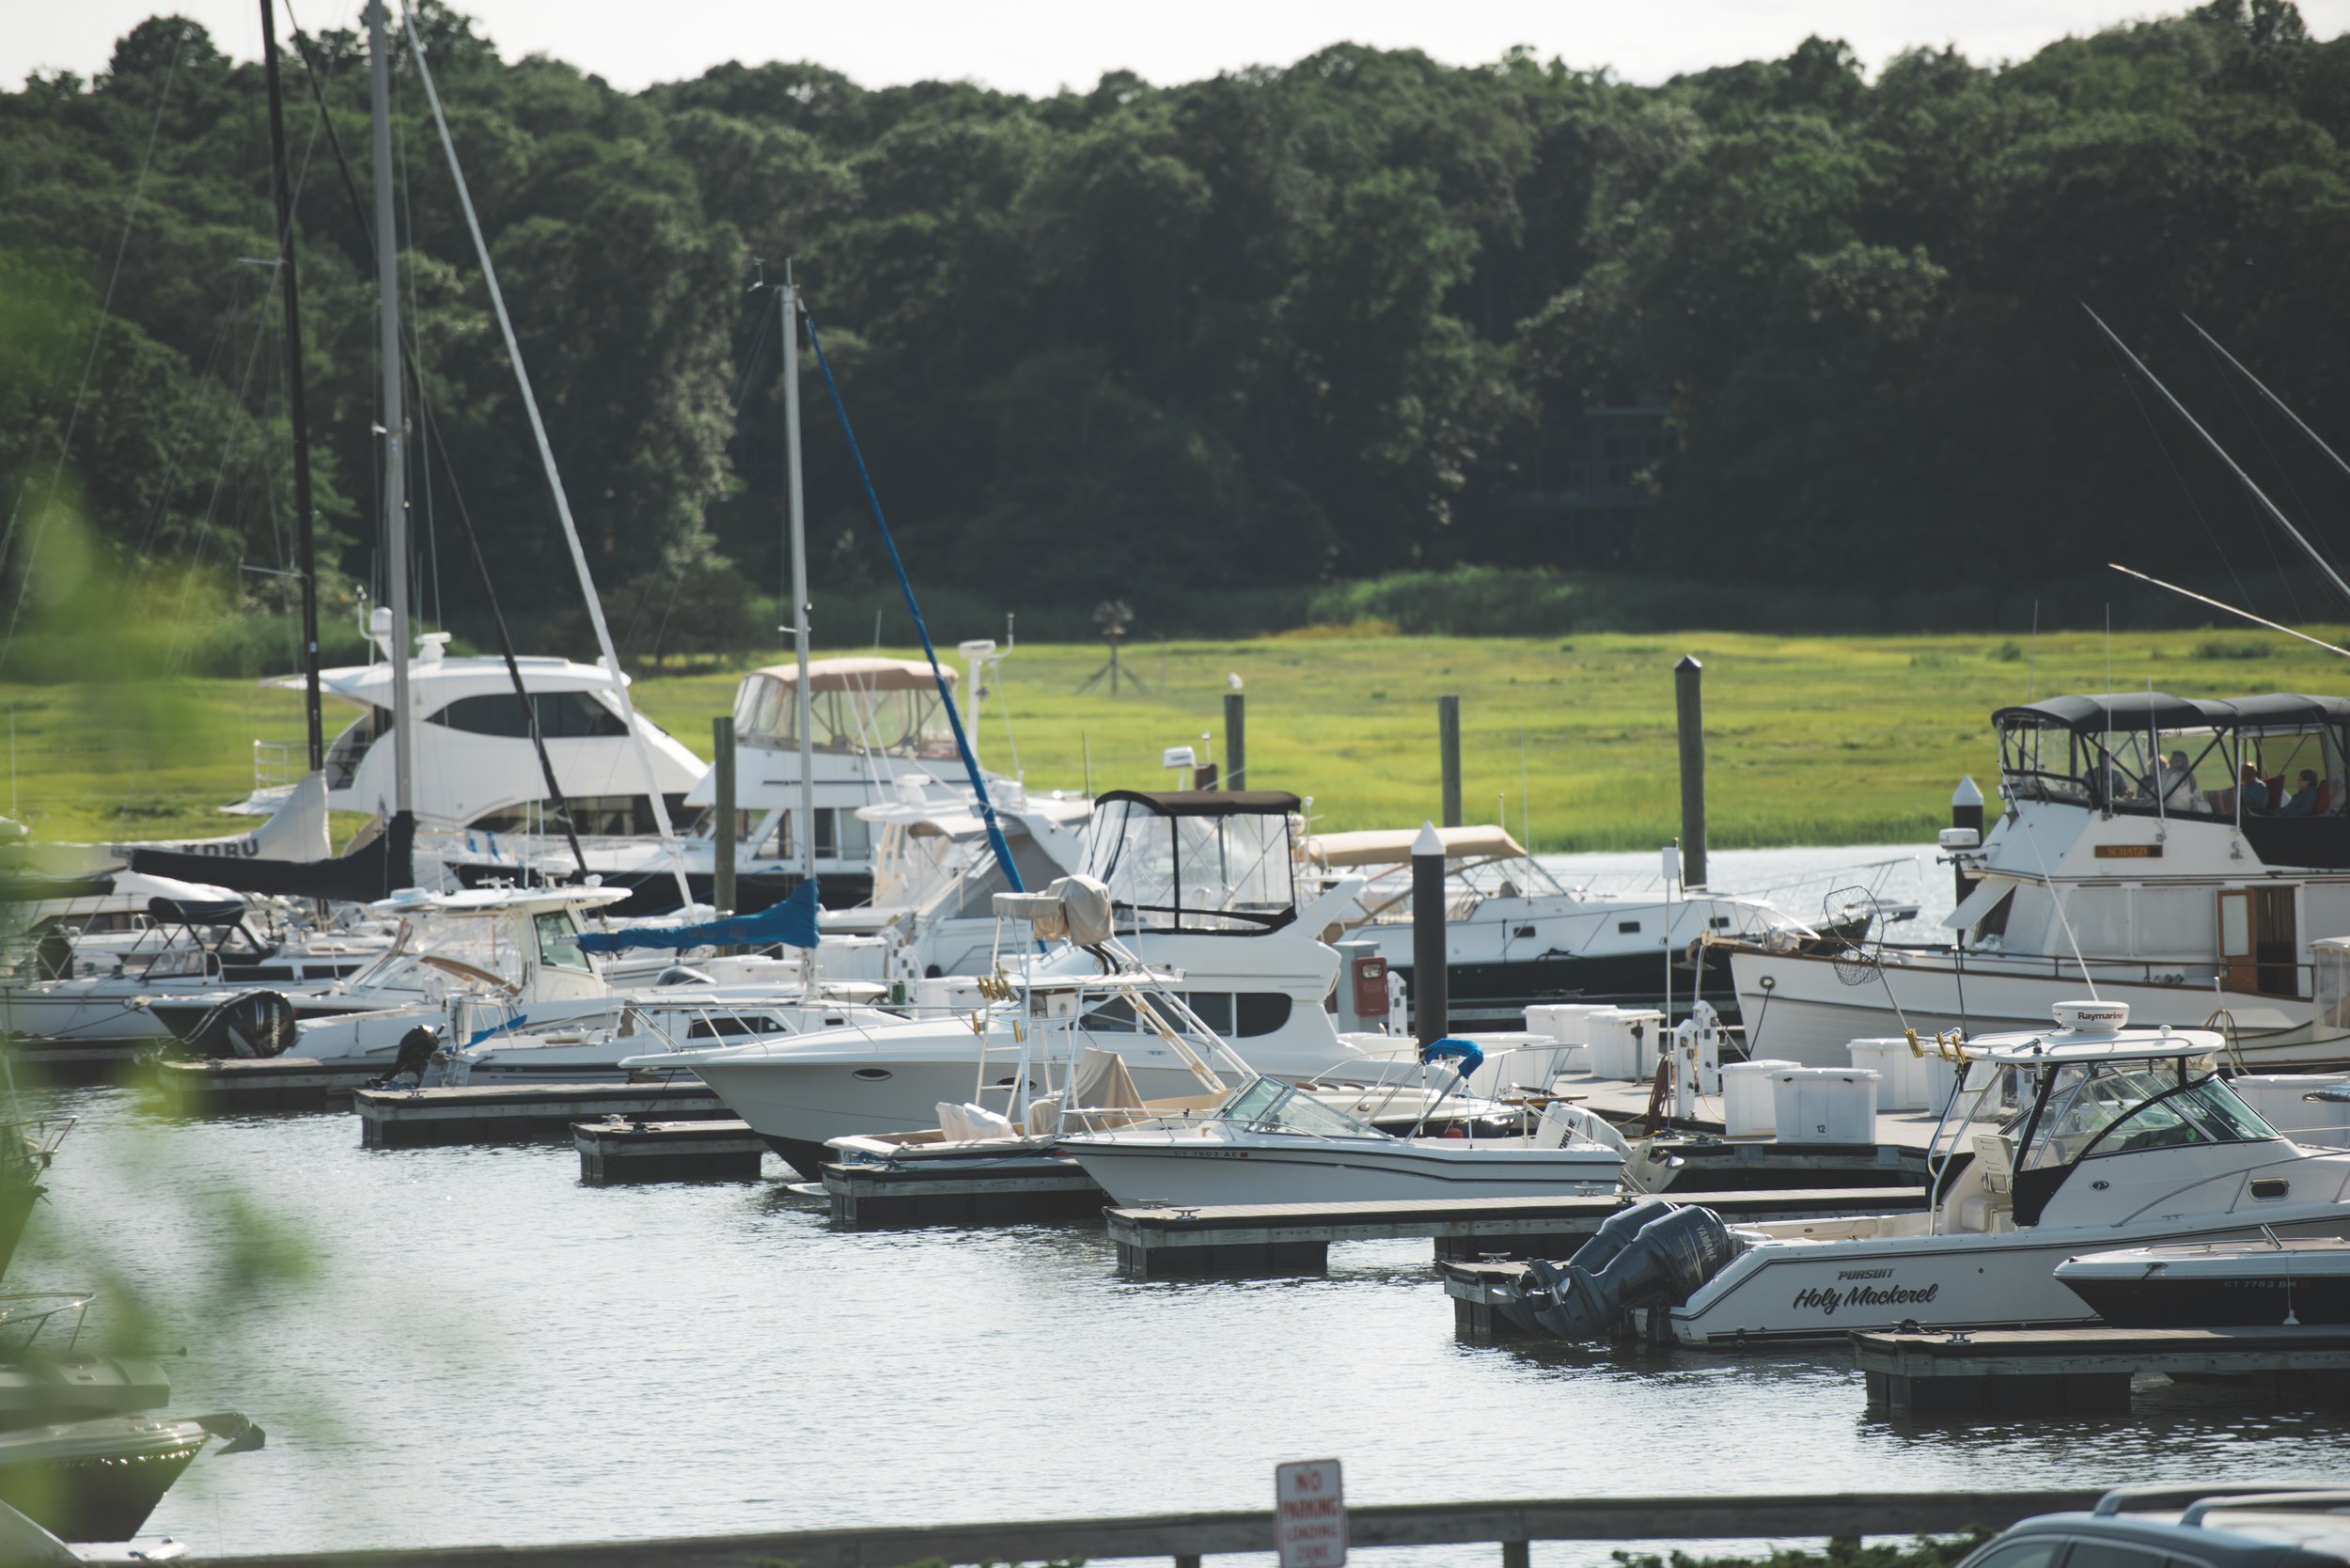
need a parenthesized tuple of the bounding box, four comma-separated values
(1791, 1277, 1940, 1315)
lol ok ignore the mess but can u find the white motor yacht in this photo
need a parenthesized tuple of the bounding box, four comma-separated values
(1645, 1001, 2350, 1345)
(1725, 691, 2350, 1066)
(648, 788, 1416, 1174)
(445, 654, 1052, 916)
(1304, 825, 1856, 1028)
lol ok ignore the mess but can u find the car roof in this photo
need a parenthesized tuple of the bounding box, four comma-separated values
(1992, 1491, 2350, 1565)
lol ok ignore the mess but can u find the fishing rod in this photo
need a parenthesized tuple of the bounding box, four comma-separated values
(2107, 560, 2350, 660)
(2083, 303, 2350, 614)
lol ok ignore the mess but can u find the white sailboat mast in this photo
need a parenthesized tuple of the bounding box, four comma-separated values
(781, 279, 816, 887)
(368, 0, 413, 815)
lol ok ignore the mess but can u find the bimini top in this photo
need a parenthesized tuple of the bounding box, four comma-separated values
(1995, 692, 2350, 735)
(1094, 789, 1301, 817)
(1307, 824, 1526, 867)
(369, 886, 634, 918)
(753, 657, 954, 694)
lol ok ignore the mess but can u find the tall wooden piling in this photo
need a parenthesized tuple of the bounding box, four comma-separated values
(713, 714, 737, 915)
(1438, 696, 1462, 828)
(1412, 821, 1449, 1043)
(1224, 693, 1246, 790)
(1674, 656, 1707, 889)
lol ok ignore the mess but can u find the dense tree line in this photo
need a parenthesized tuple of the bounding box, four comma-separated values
(3, 0, 2347, 659)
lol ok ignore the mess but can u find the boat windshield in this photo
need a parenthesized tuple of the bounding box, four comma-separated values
(2018, 1058, 2277, 1169)
(1219, 1078, 1371, 1138)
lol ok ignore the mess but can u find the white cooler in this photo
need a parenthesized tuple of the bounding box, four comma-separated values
(1722, 1059, 1796, 1137)
(2232, 1074, 2350, 1149)
(1768, 1066, 1879, 1144)
(1522, 1003, 1608, 1073)
(1846, 1039, 1913, 1110)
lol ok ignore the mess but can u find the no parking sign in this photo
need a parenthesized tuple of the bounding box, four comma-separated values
(1275, 1458, 1347, 1568)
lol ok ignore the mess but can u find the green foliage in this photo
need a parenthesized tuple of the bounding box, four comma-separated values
(6, 1, 2350, 661)
(1613, 1530, 1991, 1568)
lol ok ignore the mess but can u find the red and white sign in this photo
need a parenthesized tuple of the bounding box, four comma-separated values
(1275, 1459, 1347, 1568)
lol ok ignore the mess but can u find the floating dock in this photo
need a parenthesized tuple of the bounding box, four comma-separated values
(149, 1056, 384, 1114)
(822, 1152, 1105, 1229)
(573, 1117, 770, 1184)
(354, 1080, 727, 1148)
(1854, 1325, 2350, 1417)
(1110, 1186, 1929, 1281)
(6, 1038, 154, 1087)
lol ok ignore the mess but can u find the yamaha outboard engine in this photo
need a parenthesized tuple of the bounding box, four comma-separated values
(1509, 1200, 1744, 1341)
(179, 990, 298, 1059)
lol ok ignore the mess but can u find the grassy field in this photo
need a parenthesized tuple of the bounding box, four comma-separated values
(4, 626, 2343, 851)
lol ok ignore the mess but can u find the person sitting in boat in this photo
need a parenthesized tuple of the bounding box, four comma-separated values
(2279, 769, 2324, 817)
(2142, 750, 2199, 810)
(2213, 761, 2270, 816)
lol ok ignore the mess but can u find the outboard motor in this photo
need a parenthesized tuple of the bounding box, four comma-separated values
(177, 990, 298, 1059)
(368, 1026, 445, 1089)
(1508, 1200, 1744, 1341)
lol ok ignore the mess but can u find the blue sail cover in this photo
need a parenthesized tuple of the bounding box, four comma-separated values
(576, 878, 819, 953)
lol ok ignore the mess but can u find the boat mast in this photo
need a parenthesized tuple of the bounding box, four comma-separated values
(782, 274, 816, 892)
(258, 0, 322, 773)
(367, 0, 413, 816)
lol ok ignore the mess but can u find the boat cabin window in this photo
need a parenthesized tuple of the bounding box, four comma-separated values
(2316, 944, 2350, 1035)
(426, 691, 630, 740)
(2016, 1057, 2275, 1170)
(734, 673, 955, 758)
(1083, 792, 1300, 935)
(470, 795, 691, 836)
(534, 911, 592, 972)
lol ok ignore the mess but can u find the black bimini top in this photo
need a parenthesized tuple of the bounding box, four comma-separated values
(1994, 692, 2350, 735)
(1093, 789, 1303, 816)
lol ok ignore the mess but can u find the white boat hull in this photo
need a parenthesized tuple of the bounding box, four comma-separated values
(1061, 1136, 1620, 1206)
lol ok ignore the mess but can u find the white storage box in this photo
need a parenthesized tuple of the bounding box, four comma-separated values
(1768, 1066, 1879, 1144)
(1525, 1003, 1610, 1047)
(1584, 1009, 1665, 1081)
(2231, 1074, 2350, 1149)
(1722, 1059, 1795, 1137)
(1846, 1039, 1912, 1110)
(1914, 1052, 1959, 1113)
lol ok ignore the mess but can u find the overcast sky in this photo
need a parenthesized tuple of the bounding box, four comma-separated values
(10, 0, 2350, 98)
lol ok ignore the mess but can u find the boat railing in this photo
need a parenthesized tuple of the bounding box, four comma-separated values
(1920, 946, 2306, 997)
(251, 739, 302, 793)
(0, 1293, 93, 1357)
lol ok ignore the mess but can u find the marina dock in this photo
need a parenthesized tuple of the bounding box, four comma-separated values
(822, 1152, 1106, 1228)
(1854, 1325, 2350, 1417)
(354, 1081, 728, 1148)
(150, 1056, 384, 1114)
(573, 1117, 770, 1184)
(1110, 1187, 1930, 1280)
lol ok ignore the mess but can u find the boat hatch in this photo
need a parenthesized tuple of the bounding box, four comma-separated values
(1082, 790, 1302, 936)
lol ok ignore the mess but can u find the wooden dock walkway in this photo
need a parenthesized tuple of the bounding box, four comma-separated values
(1854, 1325, 2350, 1417)
(151, 1056, 384, 1114)
(175, 1487, 2109, 1568)
(573, 1117, 769, 1184)
(1107, 1186, 1928, 1280)
(822, 1152, 1106, 1228)
(354, 1081, 727, 1148)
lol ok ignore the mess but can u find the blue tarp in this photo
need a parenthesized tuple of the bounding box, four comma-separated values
(576, 878, 820, 953)
(1420, 1037, 1486, 1080)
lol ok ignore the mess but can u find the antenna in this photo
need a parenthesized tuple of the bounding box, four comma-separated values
(2026, 600, 2040, 703)
(2083, 304, 2350, 612)
(2108, 562, 2350, 660)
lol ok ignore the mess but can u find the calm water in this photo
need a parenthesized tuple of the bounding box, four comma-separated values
(19, 846, 2346, 1558)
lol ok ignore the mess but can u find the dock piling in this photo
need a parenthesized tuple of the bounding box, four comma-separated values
(1674, 655, 1707, 889)
(1224, 692, 1246, 790)
(1412, 822, 1449, 1044)
(713, 714, 736, 916)
(1437, 695, 1462, 827)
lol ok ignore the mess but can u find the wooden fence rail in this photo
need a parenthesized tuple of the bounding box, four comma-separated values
(184, 1486, 2112, 1568)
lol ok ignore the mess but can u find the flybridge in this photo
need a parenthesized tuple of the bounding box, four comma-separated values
(1994, 691, 2350, 867)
